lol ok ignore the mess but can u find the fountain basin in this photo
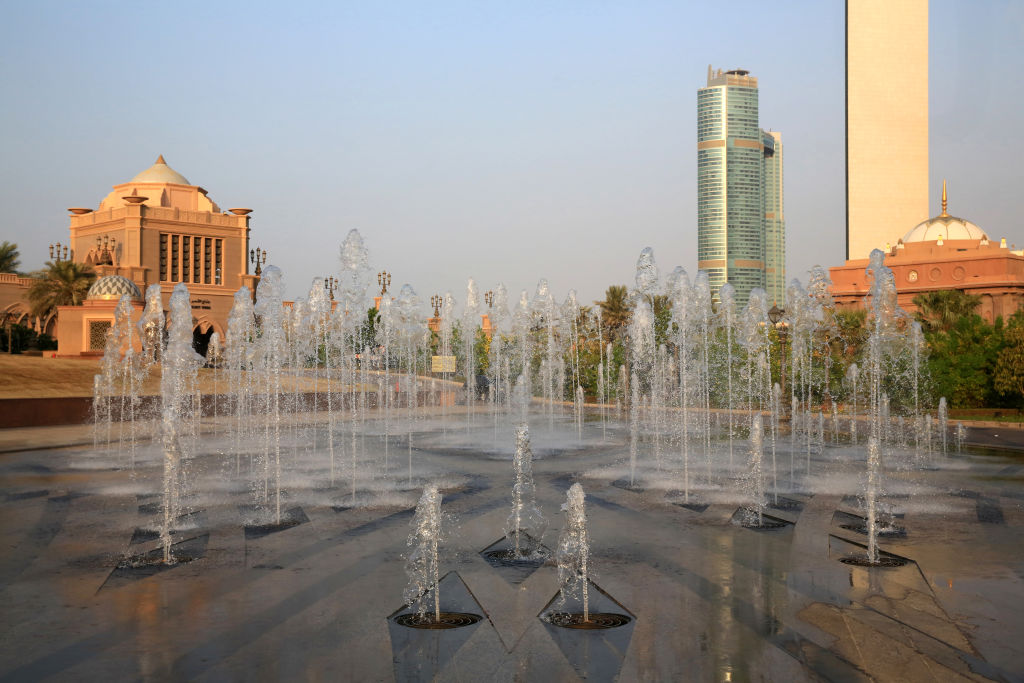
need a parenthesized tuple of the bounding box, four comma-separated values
(839, 555, 908, 568)
(394, 612, 482, 629)
(545, 612, 632, 629)
(732, 507, 793, 530)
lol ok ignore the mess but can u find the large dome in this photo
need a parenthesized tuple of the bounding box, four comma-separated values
(902, 214, 988, 243)
(130, 155, 191, 185)
(901, 182, 987, 243)
(87, 275, 143, 302)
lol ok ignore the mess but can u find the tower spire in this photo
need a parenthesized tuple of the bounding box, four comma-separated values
(940, 179, 948, 217)
(155, 154, 166, 165)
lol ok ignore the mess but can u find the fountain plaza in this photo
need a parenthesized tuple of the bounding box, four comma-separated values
(0, 236, 1022, 682)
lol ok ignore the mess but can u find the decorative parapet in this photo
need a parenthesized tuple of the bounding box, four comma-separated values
(70, 206, 247, 228)
(0, 273, 36, 287)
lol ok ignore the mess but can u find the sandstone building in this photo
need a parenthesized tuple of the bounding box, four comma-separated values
(53, 156, 257, 356)
(830, 185, 1024, 322)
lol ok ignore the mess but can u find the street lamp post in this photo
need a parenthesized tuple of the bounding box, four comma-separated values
(430, 294, 441, 318)
(1, 310, 16, 354)
(377, 271, 391, 297)
(324, 276, 337, 301)
(49, 242, 68, 262)
(249, 247, 267, 276)
(93, 236, 116, 265)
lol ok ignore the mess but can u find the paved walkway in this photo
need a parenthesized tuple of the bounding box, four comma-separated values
(0, 415, 1021, 681)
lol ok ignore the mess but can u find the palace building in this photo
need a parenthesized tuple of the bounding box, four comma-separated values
(53, 156, 258, 356)
(830, 183, 1024, 322)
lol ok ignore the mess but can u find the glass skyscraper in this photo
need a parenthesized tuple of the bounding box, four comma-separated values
(762, 130, 785, 305)
(697, 67, 785, 307)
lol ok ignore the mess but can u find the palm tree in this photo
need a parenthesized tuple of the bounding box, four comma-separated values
(27, 261, 96, 320)
(596, 285, 631, 340)
(912, 289, 981, 333)
(0, 241, 19, 274)
(648, 293, 671, 319)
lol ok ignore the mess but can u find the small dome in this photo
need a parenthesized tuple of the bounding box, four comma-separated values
(130, 155, 191, 185)
(87, 275, 143, 301)
(903, 180, 988, 243)
(902, 214, 987, 243)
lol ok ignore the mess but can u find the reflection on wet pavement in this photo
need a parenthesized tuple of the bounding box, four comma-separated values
(0, 414, 1021, 681)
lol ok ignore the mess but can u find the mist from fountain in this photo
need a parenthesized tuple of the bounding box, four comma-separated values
(533, 279, 559, 430)
(254, 266, 287, 524)
(846, 363, 860, 445)
(159, 284, 204, 563)
(717, 283, 737, 469)
(84, 237, 963, 581)
(746, 413, 765, 527)
(95, 294, 144, 461)
(404, 486, 444, 622)
(488, 284, 510, 441)
(865, 436, 882, 564)
(225, 287, 255, 477)
(938, 396, 948, 456)
(667, 267, 695, 500)
(505, 423, 547, 558)
(556, 483, 590, 622)
(376, 294, 394, 471)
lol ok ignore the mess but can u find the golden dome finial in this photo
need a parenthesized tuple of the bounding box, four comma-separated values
(940, 179, 949, 217)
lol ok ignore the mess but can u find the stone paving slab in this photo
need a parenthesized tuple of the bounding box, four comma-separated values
(0, 415, 1022, 681)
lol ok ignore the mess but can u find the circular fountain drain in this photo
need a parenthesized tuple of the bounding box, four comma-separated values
(483, 549, 547, 566)
(547, 612, 632, 629)
(839, 524, 906, 538)
(742, 519, 790, 530)
(117, 554, 197, 570)
(395, 612, 482, 629)
(839, 555, 908, 568)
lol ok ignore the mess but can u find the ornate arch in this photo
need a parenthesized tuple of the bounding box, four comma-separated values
(1, 301, 31, 326)
(191, 315, 223, 338)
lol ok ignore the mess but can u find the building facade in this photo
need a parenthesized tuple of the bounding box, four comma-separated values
(697, 67, 785, 308)
(830, 187, 1024, 322)
(55, 156, 257, 356)
(763, 130, 785, 304)
(0, 273, 40, 332)
(846, 0, 929, 260)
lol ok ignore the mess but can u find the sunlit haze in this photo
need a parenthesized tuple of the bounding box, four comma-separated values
(1, 0, 1021, 307)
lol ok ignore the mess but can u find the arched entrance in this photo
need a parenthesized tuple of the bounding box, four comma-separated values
(192, 325, 214, 359)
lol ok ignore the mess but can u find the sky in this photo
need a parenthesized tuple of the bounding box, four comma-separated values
(1, 0, 1022, 309)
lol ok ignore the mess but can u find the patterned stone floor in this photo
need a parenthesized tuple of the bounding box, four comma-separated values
(0, 411, 1022, 681)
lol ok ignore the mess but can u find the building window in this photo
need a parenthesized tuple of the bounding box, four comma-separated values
(89, 320, 112, 351)
(215, 239, 223, 285)
(193, 238, 201, 283)
(182, 236, 191, 281)
(204, 238, 212, 284)
(171, 235, 179, 281)
(159, 233, 168, 281)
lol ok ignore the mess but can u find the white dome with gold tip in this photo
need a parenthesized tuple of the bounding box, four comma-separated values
(130, 155, 191, 185)
(901, 181, 988, 243)
(902, 215, 987, 243)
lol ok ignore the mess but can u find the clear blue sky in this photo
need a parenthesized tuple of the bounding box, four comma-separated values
(1, 0, 1021, 307)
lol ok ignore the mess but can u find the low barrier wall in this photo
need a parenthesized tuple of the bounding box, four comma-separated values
(0, 397, 94, 429)
(0, 390, 458, 429)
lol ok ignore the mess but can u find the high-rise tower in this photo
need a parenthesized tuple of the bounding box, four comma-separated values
(697, 66, 785, 307)
(846, 0, 928, 259)
(763, 130, 785, 304)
